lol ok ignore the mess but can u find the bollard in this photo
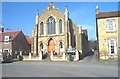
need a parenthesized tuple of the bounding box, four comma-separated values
(74, 50, 79, 61)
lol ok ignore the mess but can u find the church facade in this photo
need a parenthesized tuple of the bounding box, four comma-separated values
(32, 3, 89, 58)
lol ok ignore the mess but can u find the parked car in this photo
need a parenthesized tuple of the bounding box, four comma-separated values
(0, 52, 12, 63)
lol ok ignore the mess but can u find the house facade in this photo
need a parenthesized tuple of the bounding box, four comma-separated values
(0, 27, 32, 58)
(96, 6, 120, 60)
(32, 2, 90, 59)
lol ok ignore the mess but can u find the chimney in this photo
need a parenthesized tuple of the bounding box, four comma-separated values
(0, 25, 4, 33)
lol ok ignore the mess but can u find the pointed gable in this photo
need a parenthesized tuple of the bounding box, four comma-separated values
(39, 2, 65, 23)
(45, 2, 58, 11)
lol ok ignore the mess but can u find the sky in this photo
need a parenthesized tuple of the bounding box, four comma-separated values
(2, 2, 118, 40)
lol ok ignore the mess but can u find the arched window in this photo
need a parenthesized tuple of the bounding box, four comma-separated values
(40, 22, 44, 35)
(47, 16, 56, 34)
(60, 41, 63, 48)
(40, 43, 43, 49)
(59, 19, 62, 34)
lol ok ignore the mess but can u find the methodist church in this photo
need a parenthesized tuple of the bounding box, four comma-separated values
(32, 2, 90, 59)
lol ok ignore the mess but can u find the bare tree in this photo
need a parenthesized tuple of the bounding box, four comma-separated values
(89, 40, 98, 51)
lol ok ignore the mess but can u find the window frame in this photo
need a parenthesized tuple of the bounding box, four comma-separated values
(4, 36, 9, 44)
(47, 16, 56, 35)
(4, 49, 9, 53)
(106, 19, 116, 32)
(40, 43, 44, 49)
(59, 19, 62, 34)
(108, 39, 117, 55)
(60, 41, 63, 48)
(40, 22, 44, 35)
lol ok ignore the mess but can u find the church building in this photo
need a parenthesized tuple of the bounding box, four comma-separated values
(32, 2, 89, 59)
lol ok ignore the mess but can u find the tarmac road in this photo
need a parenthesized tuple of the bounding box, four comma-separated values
(1, 54, 118, 77)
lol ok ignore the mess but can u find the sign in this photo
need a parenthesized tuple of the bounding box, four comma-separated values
(66, 48, 76, 53)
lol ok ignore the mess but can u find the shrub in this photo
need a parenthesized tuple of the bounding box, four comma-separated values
(19, 55, 23, 61)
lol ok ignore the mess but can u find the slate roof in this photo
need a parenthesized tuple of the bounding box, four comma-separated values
(25, 35, 32, 44)
(0, 31, 21, 42)
(96, 11, 120, 19)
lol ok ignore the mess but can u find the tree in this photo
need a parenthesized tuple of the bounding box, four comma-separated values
(89, 40, 98, 51)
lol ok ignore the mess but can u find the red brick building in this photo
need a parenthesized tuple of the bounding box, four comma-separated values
(0, 27, 32, 58)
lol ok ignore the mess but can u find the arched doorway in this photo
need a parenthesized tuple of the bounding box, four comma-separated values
(48, 38, 55, 53)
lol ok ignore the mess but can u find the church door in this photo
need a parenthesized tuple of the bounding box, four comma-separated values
(48, 38, 55, 53)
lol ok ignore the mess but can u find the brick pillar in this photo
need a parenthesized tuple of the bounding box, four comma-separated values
(20, 51, 22, 56)
(29, 53, 31, 60)
(63, 52, 66, 60)
(50, 51, 53, 60)
(74, 50, 79, 61)
(39, 51, 42, 60)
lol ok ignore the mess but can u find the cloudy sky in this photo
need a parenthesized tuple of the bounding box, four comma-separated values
(2, 2, 118, 40)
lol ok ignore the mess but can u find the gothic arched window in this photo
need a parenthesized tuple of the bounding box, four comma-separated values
(47, 16, 56, 34)
(40, 43, 43, 49)
(60, 41, 63, 48)
(40, 22, 44, 35)
(59, 19, 62, 34)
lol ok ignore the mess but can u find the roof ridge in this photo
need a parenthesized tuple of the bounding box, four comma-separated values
(3, 30, 21, 33)
(99, 10, 120, 13)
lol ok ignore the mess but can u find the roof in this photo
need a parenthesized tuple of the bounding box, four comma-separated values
(25, 35, 32, 44)
(0, 30, 21, 42)
(43, 2, 64, 16)
(96, 11, 120, 19)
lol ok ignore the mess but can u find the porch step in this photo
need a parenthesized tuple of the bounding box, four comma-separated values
(53, 56, 63, 59)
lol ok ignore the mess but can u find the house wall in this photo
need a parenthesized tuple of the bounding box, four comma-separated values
(97, 17, 118, 60)
(118, 17, 120, 58)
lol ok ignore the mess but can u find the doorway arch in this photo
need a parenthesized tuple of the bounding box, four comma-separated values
(48, 38, 55, 53)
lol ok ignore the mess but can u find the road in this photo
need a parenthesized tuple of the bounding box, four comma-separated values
(1, 54, 118, 77)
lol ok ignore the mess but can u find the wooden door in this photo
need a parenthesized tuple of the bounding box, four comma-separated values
(48, 39, 55, 53)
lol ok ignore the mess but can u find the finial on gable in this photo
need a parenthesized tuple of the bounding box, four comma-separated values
(0, 25, 3, 28)
(0, 24, 4, 33)
(65, 5, 68, 12)
(50, 2, 53, 5)
(96, 5, 99, 14)
(36, 9, 39, 16)
(0, 23, 4, 28)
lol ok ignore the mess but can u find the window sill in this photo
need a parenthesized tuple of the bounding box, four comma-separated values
(40, 35, 44, 36)
(4, 43, 9, 44)
(106, 31, 117, 33)
(108, 54, 117, 56)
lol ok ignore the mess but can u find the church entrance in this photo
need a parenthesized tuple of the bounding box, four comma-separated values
(48, 38, 55, 53)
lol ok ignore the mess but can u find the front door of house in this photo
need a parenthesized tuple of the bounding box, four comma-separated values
(108, 39, 117, 55)
(48, 39, 55, 53)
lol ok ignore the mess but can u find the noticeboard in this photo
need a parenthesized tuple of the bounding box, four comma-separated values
(66, 48, 76, 54)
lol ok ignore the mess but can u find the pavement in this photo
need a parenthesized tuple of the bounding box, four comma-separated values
(1, 54, 118, 77)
